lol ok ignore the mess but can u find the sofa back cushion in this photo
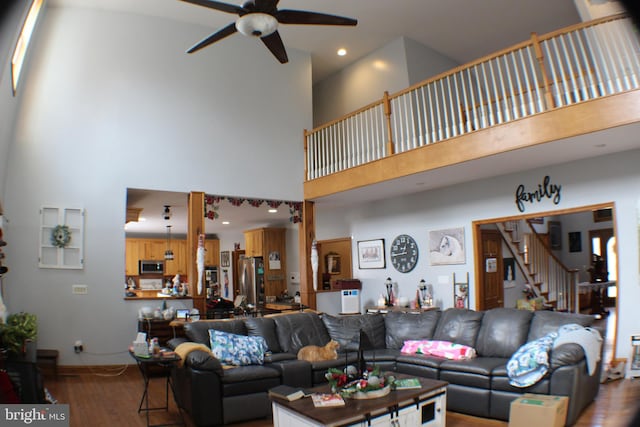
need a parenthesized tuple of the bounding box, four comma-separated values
(322, 314, 386, 351)
(244, 317, 282, 353)
(432, 308, 484, 347)
(475, 308, 533, 357)
(384, 311, 441, 350)
(527, 311, 595, 342)
(184, 319, 247, 347)
(272, 312, 331, 354)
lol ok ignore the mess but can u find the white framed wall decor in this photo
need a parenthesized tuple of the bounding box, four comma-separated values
(39, 206, 84, 269)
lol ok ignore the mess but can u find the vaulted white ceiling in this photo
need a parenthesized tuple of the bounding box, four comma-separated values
(49, 0, 582, 83)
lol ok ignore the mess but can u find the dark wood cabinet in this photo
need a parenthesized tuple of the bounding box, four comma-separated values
(137, 319, 185, 346)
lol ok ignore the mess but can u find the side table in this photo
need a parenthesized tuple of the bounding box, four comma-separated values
(129, 350, 184, 427)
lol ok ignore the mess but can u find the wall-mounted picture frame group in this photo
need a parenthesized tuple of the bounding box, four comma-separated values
(357, 239, 385, 269)
(220, 250, 230, 267)
(429, 227, 465, 265)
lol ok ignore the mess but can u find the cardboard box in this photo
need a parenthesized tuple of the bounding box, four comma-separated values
(509, 394, 568, 427)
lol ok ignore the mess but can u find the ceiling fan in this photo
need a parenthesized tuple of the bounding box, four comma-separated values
(180, 0, 358, 63)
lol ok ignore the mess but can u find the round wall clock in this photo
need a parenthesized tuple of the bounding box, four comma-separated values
(390, 234, 419, 273)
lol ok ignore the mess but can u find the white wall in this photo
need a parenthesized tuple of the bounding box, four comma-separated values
(403, 37, 459, 86)
(312, 37, 409, 127)
(1, 6, 311, 364)
(315, 149, 640, 362)
(312, 36, 460, 128)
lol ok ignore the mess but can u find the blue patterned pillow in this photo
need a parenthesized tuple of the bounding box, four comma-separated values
(208, 329, 267, 366)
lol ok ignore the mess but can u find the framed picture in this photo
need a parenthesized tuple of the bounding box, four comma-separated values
(549, 221, 562, 250)
(357, 239, 385, 269)
(569, 231, 582, 253)
(325, 252, 341, 275)
(220, 251, 230, 267)
(429, 227, 465, 265)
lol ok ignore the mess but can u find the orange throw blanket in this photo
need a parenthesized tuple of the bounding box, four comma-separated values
(174, 342, 214, 367)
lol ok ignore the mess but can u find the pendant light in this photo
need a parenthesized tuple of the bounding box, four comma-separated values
(164, 225, 174, 261)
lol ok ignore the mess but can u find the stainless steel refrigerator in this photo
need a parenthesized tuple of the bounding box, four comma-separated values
(238, 256, 265, 307)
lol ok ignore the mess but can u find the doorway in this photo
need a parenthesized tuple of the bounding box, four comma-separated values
(478, 230, 504, 310)
(473, 202, 618, 362)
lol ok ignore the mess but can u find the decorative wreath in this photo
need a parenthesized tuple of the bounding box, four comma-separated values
(51, 225, 71, 248)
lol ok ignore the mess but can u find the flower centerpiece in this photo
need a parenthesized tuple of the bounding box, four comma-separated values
(325, 365, 395, 400)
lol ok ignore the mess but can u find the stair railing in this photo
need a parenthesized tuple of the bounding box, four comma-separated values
(305, 14, 640, 181)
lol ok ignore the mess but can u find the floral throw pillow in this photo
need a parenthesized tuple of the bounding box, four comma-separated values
(208, 329, 267, 366)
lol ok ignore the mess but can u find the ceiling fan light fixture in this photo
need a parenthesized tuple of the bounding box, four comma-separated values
(236, 13, 278, 37)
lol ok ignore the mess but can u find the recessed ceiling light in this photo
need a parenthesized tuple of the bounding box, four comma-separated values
(222, 221, 230, 225)
(337, 48, 347, 56)
(268, 209, 278, 213)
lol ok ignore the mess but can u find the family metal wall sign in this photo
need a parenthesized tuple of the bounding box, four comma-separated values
(515, 175, 562, 212)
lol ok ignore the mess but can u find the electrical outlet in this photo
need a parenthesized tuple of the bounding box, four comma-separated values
(74, 340, 83, 353)
(72, 284, 88, 295)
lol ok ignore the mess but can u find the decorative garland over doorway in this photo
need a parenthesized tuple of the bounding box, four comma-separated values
(204, 194, 303, 224)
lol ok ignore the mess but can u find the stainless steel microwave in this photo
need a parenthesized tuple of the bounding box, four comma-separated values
(138, 260, 164, 275)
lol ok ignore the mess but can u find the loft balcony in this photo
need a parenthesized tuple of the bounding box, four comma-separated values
(303, 14, 640, 202)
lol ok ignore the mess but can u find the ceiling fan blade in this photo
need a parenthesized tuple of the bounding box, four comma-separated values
(254, 0, 280, 13)
(276, 10, 357, 26)
(179, 0, 244, 15)
(261, 31, 288, 63)
(187, 22, 238, 53)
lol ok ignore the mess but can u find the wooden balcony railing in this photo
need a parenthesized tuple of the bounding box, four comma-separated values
(305, 14, 640, 181)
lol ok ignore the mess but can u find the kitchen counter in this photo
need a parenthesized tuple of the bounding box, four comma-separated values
(124, 289, 192, 301)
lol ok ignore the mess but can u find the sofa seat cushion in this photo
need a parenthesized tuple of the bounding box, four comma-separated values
(384, 311, 441, 349)
(264, 352, 297, 363)
(432, 308, 484, 347)
(220, 365, 281, 396)
(272, 312, 331, 354)
(491, 372, 550, 393)
(322, 313, 386, 351)
(395, 353, 448, 369)
(439, 357, 506, 376)
(475, 308, 532, 358)
(363, 348, 401, 362)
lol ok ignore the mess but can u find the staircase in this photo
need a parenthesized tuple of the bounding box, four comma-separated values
(496, 220, 579, 312)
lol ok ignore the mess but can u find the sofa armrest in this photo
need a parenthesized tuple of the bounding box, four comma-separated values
(550, 343, 585, 368)
(184, 350, 224, 375)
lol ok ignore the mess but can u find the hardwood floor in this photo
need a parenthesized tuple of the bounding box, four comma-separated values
(43, 367, 640, 427)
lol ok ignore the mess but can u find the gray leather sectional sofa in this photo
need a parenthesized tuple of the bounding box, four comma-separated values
(168, 307, 602, 427)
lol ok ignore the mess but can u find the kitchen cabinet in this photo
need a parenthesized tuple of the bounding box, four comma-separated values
(125, 238, 141, 276)
(165, 239, 187, 276)
(244, 229, 264, 257)
(244, 228, 287, 298)
(204, 239, 220, 266)
(142, 239, 166, 261)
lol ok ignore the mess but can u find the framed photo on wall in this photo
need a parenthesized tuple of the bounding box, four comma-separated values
(220, 251, 230, 267)
(429, 227, 465, 265)
(549, 221, 562, 250)
(569, 231, 582, 253)
(357, 239, 385, 269)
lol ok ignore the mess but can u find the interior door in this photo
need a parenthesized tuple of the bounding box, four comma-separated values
(480, 229, 504, 310)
